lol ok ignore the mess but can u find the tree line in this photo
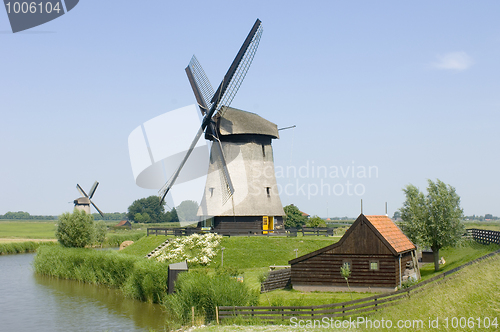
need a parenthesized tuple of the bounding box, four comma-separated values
(0, 211, 128, 221)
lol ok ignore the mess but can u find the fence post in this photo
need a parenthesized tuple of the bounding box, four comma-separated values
(191, 306, 194, 326)
(311, 308, 314, 317)
(216, 306, 219, 325)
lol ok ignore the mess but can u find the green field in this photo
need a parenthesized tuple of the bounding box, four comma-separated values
(463, 222, 500, 232)
(0, 221, 57, 239)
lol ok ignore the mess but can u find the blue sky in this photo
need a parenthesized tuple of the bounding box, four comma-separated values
(1, 1, 500, 217)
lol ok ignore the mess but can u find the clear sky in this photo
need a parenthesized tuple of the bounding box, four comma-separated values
(1, 1, 499, 217)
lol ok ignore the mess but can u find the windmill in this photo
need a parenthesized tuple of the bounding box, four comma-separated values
(74, 181, 104, 217)
(159, 19, 285, 231)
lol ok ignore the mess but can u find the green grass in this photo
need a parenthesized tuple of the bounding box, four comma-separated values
(215, 236, 338, 269)
(120, 235, 170, 256)
(419, 241, 500, 280)
(0, 240, 57, 254)
(464, 222, 500, 232)
(104, 233, 146, 247)
(0, 221, 57, 239)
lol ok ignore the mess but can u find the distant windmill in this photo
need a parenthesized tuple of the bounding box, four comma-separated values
(74, 181, 104, 216)
(159, 19, 285, 231)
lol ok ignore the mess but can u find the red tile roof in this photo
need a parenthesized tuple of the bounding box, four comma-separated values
(116, 220, 130, 227)
(365, 215, 415, 253)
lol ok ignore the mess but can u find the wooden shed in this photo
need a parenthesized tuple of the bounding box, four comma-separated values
(289, 214, 419, 292)
(115, 220, 132, 229)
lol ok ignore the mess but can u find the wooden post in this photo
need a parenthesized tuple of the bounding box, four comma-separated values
(191, 306, 194, 326)
(216, 306, 219, 325)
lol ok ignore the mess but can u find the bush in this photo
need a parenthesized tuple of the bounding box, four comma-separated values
(122, 259, 168, 303)
(306, 215, 326, 228)
(56, 209, 107, 247)
(163, 269, 258, 324)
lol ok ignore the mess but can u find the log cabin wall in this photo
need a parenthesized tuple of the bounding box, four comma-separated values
(291, 253, 397, 288)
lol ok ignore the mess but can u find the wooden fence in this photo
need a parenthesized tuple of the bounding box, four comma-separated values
(147, 227, 299, 237)
(260, 268, 291, 293)
(301, 227, 334, 236)
(467, 228, 500, 245)
(219, 248, 500, 321)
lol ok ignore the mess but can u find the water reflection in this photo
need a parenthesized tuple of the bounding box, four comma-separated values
(0, 253, 168, 332)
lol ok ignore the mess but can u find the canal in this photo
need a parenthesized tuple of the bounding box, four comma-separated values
(0, 253, 169, 331)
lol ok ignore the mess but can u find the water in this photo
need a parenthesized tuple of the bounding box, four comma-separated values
(0, 253, 169, 332)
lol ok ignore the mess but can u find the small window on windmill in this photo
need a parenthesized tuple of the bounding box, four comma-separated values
(209, 187, 215, 197)
(266, 187, 271, 197)
(262, 144, 266, 157)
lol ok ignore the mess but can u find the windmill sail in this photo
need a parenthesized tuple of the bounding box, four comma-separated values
(159, 19, 263, 204)
(185, 56, 214, 115)
(88, 181, 99, 199)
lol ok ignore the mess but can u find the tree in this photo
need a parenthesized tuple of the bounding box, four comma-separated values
(392, 211, 401, 220)
(283, 204, 307, 229)
(176, 200, 199, 222)
(306, 215, 326, 228)
(400, 179, 464, 271)
(127, 196, 165, 223)
(340, 262, 353, 300)
(56, 209, 107, 248)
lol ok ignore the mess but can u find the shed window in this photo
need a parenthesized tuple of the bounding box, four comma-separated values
(370, 261, 379, 270)
(342, 260, 352, 270)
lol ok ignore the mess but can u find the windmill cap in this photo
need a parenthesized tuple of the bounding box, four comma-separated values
(74, 197, 91, 205)
(217, 107, 279, 139)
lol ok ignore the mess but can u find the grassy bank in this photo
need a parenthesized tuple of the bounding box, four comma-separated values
(358, 254, 500, 331)
(103, 233, 146, 247)
(420, 241, 500, 280)
(0, 240, 57, 254)
(34, 245, 168, 303)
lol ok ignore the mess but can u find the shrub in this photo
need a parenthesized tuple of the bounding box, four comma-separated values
(163, 269, 258, 324)
(151, 233, 222, 265)
(306, 215, 326, 228)
(56, 209, 107, 247)
(122, 259, 168, 303)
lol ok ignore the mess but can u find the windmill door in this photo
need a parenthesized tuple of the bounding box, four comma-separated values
(262, 216, 274, 234)
(262, 216, 269, 234)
